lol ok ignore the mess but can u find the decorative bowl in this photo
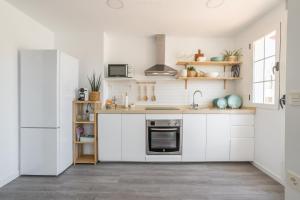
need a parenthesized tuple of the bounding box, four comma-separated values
(210, 56, 224, 62)
(227, 95, 242, 109)
(205, 72, 219, 78)
(216, 98, 228, 109)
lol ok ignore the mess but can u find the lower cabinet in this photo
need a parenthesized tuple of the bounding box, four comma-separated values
(98, 114, 122, 161)
(182, 114, 206, 161)
(230, 138, 254, 161)
(206, 114, 230, 161)
(98, 114, 146, 162)
(98, 113, 255, 162)
(122, 114, 146, 161)
(229, 115, 255, 161)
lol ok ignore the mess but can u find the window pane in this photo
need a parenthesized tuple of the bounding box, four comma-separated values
(264, 81, 275, 104)
(253, 82, 264, 104)
(265, 31, 276, 57)
(264, 56, 276, 81)
(254, 37, 264, 61)
(254, 60, 264, 82)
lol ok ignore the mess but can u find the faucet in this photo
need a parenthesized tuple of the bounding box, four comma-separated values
(192, 90, 203, 109)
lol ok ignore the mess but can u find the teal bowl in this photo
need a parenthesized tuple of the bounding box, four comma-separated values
(227, 95, 243, 109)
(213, 98, 219, 107)
(216, 98, 228, 109)
(210, 56, 225, 62)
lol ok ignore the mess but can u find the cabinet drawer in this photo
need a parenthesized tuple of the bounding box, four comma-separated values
(231, 126, 254, 138)
(230, 114, 254, 126)
(230, 138, 254, 161)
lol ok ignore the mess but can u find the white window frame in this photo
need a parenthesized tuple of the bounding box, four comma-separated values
(251, 29, 280, 110)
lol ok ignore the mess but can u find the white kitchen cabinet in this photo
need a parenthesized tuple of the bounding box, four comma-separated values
(229, 114, 255, 161)
(98, 114, 122, 161)
(230, 126, 254, 138)
(230, 114, 254, 126)
(122, 114, 146, 161)
(206, 114, 230, 161)
(182, 114, 206, 161)
(230, 138, 254, 161)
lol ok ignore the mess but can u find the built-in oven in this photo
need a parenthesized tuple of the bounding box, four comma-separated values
(146, 120, 182, 155)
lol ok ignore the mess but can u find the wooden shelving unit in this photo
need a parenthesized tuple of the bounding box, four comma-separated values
(176, 61, 242, 89)
(176, 61, 241, 66)
(177, 76, 241, 80)
(73, 101, 100, 165)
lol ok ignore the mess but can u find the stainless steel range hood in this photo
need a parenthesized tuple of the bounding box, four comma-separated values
(145, 34, 177, 76)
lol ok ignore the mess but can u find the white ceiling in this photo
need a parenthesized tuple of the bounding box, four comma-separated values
(6, 0, 282, 36)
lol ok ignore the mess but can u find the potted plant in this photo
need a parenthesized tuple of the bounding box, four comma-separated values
(88, 73, 102, 101)
(223, 49, 242, 62)
(187, 66, 197, 77)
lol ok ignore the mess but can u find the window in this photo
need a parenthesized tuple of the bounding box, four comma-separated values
(253, 31, 277, 105)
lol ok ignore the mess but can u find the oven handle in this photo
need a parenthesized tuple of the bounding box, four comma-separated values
(150, 128, 178, 131)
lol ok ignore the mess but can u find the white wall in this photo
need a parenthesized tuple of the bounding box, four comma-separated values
(104, 33, 237, 105)
(55, 32, 104, 88)
(285, 0, 300, 199)
(235, 2, 286, 183)
(0, 0, 54, 187)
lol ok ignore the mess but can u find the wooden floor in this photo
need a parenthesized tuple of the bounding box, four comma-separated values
(0, 163, 284, 200)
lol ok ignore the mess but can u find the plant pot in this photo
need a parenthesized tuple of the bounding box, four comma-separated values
(187, 71, 197, 77)
(227, 56, 238, 62)
(89, 91, 100, 101)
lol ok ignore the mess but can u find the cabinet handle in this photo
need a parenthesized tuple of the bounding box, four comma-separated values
(151, 128, 178, 131)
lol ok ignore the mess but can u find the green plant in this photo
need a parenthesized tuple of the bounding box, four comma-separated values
(223, 49, 243, 58)
(187, 66, 196, 71)
(88, 73, 102, 92)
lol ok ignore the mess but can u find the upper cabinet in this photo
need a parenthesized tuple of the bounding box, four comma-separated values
(182, 114, 206, 161)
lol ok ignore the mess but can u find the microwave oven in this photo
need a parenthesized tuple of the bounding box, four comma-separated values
(108, 64, 133, 77)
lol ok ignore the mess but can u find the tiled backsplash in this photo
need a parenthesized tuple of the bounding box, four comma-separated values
(105, 79, 236, 106)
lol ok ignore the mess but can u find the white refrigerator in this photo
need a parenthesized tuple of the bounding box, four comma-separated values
(20, 50, 79, 175)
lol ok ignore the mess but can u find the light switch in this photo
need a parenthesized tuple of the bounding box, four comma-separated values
(287, 92, 300, 106)
(287, 170, 300, 191)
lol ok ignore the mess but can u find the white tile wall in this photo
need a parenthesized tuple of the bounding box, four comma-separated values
(106, 78, 236, 106)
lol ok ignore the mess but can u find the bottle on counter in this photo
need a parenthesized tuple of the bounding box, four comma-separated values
(125, 92, 129, 108)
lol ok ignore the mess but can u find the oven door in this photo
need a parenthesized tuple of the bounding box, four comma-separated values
(147, 127, 181, 155)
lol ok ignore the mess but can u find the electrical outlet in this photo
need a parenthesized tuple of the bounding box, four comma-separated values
(287, 92, 300, 106)
(287, 171, 300, 191)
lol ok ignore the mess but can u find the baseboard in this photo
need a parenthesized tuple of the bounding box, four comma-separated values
(0, 171, 19, 188)
(252, 161, 284, 185)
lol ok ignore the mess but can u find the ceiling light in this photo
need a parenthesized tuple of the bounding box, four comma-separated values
(206, 0, 224, 8)
(106, 0, 124, 9)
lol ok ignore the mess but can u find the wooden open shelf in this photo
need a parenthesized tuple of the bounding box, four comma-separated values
(74, 121, 95, 124)
(74, 141, 95, 144)
(176, 60, 242, 89)
(176, 61, 241, 66)
(74, 100, 101, 104)
(178, 76, 241, 89)
(73, 100, 100, 165)
(75, 155, 96, 164)
(177, 76, 241, 80)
